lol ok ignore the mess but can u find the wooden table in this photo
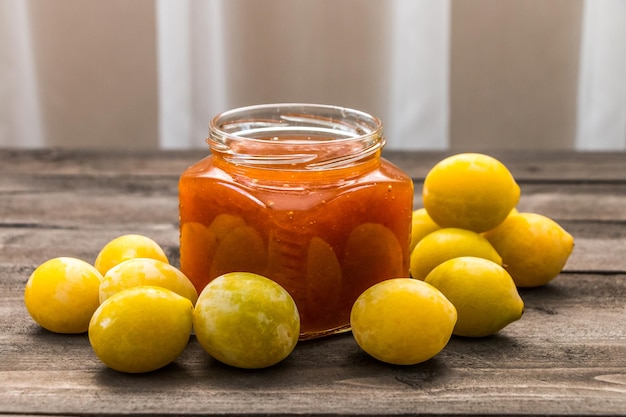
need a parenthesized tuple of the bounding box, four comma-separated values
(1, 149, 625, 416)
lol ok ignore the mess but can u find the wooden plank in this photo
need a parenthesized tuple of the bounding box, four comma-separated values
(4, 178, 626, 226)
(2, 149, 626, 182)
(2, 221, 624, 274)
(1, 150, 625, 416)
(1, 271, 624, 416)
(389, 150, 626, 182)
(0, 227, 180, 269)
(0, 149, 199, 176)
(0, 176, 179, 227)
(516, 184, 626, 221)
(412, 183, 626, 222)
(1, 366, 624, 415)
(2, 182, 625, 273)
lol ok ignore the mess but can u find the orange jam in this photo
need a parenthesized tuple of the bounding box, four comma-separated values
(178, 104, 413, 339)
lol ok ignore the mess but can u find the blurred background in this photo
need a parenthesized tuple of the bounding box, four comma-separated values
(1, 0, 624, 151)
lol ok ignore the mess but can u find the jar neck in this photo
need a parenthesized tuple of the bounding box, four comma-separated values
(207, 103, 385, 173)
(211, 146, 383, 186)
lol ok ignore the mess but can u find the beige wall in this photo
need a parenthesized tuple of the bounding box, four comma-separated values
(222, 1, 392, 117)
(27, 0, 158, 149)
(450, 0, 584, 151)
(20, 0, 588, 150)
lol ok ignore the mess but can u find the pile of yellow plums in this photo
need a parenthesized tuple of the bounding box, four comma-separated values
(349, 153, 574, 365)
(411, 153, 573, 335)
(23, 153, 575, 371)
(24, 234, 300, 373)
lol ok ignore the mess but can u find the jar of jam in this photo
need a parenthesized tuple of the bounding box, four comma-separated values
(179, 103, 413, 339)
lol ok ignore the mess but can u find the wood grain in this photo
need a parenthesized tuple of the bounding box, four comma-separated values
(0, 150, 624, 416)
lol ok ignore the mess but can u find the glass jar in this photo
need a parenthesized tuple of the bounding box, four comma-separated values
(178, 103, 414, 339)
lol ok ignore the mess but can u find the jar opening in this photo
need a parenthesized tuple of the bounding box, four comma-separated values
(208, 103, 385, 170)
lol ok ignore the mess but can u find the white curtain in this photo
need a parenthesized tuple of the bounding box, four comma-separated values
(576, 0, 626, 150)
(157, 0, 227, 149)
(0, 0, 625, 150)
(156, 0, 450, 150)
(0, 0, 43, 147)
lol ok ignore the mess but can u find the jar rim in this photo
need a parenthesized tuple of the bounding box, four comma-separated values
(207, 103, 385, 170)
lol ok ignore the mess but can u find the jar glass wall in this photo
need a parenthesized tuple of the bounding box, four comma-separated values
(179, 103, 414, 339)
